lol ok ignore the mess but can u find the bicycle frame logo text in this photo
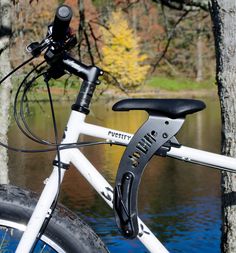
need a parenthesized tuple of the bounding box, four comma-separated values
(108, 131, 132, 141)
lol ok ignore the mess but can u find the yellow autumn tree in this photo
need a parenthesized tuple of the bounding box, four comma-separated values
(100, 10, 149, 89)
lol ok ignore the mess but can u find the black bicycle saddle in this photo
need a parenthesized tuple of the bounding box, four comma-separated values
(112, 98, 206, 118)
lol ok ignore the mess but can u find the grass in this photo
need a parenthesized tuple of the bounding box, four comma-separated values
(146, 76, 216, 91)
(12, 74, 81, 89)
(12, 74, 216, 102)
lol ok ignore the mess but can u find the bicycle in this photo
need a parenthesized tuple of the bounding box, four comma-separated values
(0, 4, 235, 253)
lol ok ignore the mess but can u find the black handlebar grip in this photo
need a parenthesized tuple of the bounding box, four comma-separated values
(51, 5, 73, 42)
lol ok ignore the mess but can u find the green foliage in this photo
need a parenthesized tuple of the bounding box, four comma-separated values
(58, 0, 65, 4)
(147, 76, 215, 91)
(92, 0, 109, 7)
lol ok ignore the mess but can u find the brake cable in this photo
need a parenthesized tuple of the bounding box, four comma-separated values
(0, 56, 35, 86)
(18, 72, 51, 145)
(0, 57, 120, 153)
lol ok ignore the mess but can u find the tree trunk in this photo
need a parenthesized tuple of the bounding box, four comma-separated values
(196, 21, 203, 82)
(210, 1, 236, 252)
(0, 0, 12, 184)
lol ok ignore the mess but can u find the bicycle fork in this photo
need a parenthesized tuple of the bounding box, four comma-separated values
(15, 110, 83, 253)
(15, 163, 67, 253)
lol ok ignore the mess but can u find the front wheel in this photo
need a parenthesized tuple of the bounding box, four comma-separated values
(0, 184, 109, 253)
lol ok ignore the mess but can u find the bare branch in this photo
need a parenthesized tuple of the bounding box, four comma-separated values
(88, 22, 102, 61)
(77, 0, 103, 64)
(83, 28, 95, 65)
(0, 37, 9, 54)
(151, 10, 189, 72)
(119, 0, 141, 12)
(103, 71, 129, 94)
(152, 0, 209, 12)
(78, 0, 85, 61)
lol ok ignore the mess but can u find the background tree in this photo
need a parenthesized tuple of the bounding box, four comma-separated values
(100, 9, 149, 90)
(210, 1, 236, 252)
(0, 0, 58, 185)
(0, 0, 12, 184)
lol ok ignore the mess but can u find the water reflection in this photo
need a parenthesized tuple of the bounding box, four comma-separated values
(8, 97, 221, 252)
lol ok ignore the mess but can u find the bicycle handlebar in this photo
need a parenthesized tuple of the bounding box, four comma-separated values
(51, 5, 73, 42)
(20, 5, 102, 114)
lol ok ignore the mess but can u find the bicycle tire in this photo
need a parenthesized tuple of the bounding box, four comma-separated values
(0, 184, 109, 253)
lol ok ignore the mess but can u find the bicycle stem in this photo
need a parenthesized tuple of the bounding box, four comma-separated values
(59, 54, 103, 115)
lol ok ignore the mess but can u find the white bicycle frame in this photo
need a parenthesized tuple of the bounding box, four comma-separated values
(15, 108, 236, 253)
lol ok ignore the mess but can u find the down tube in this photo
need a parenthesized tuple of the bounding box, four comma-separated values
(69, 149, 169, 253)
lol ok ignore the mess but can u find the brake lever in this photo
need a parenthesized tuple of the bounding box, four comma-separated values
(26, 38, 51, 57)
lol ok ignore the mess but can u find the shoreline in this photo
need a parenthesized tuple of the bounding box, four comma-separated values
(102, 87, 218, 99)
(32, 86, 218, 102)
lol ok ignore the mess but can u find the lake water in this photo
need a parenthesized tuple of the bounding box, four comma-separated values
(7, 96, 221, 252)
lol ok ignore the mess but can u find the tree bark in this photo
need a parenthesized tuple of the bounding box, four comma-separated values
(0, 0, 12, 184)
(196, 21, 203, 82)
(152, 0, 209, 11)
(210, 1, 236, 252)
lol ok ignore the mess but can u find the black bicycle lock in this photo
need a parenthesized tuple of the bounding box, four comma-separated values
(113, 113, 185, 239)
(51, 5, 72, 42)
